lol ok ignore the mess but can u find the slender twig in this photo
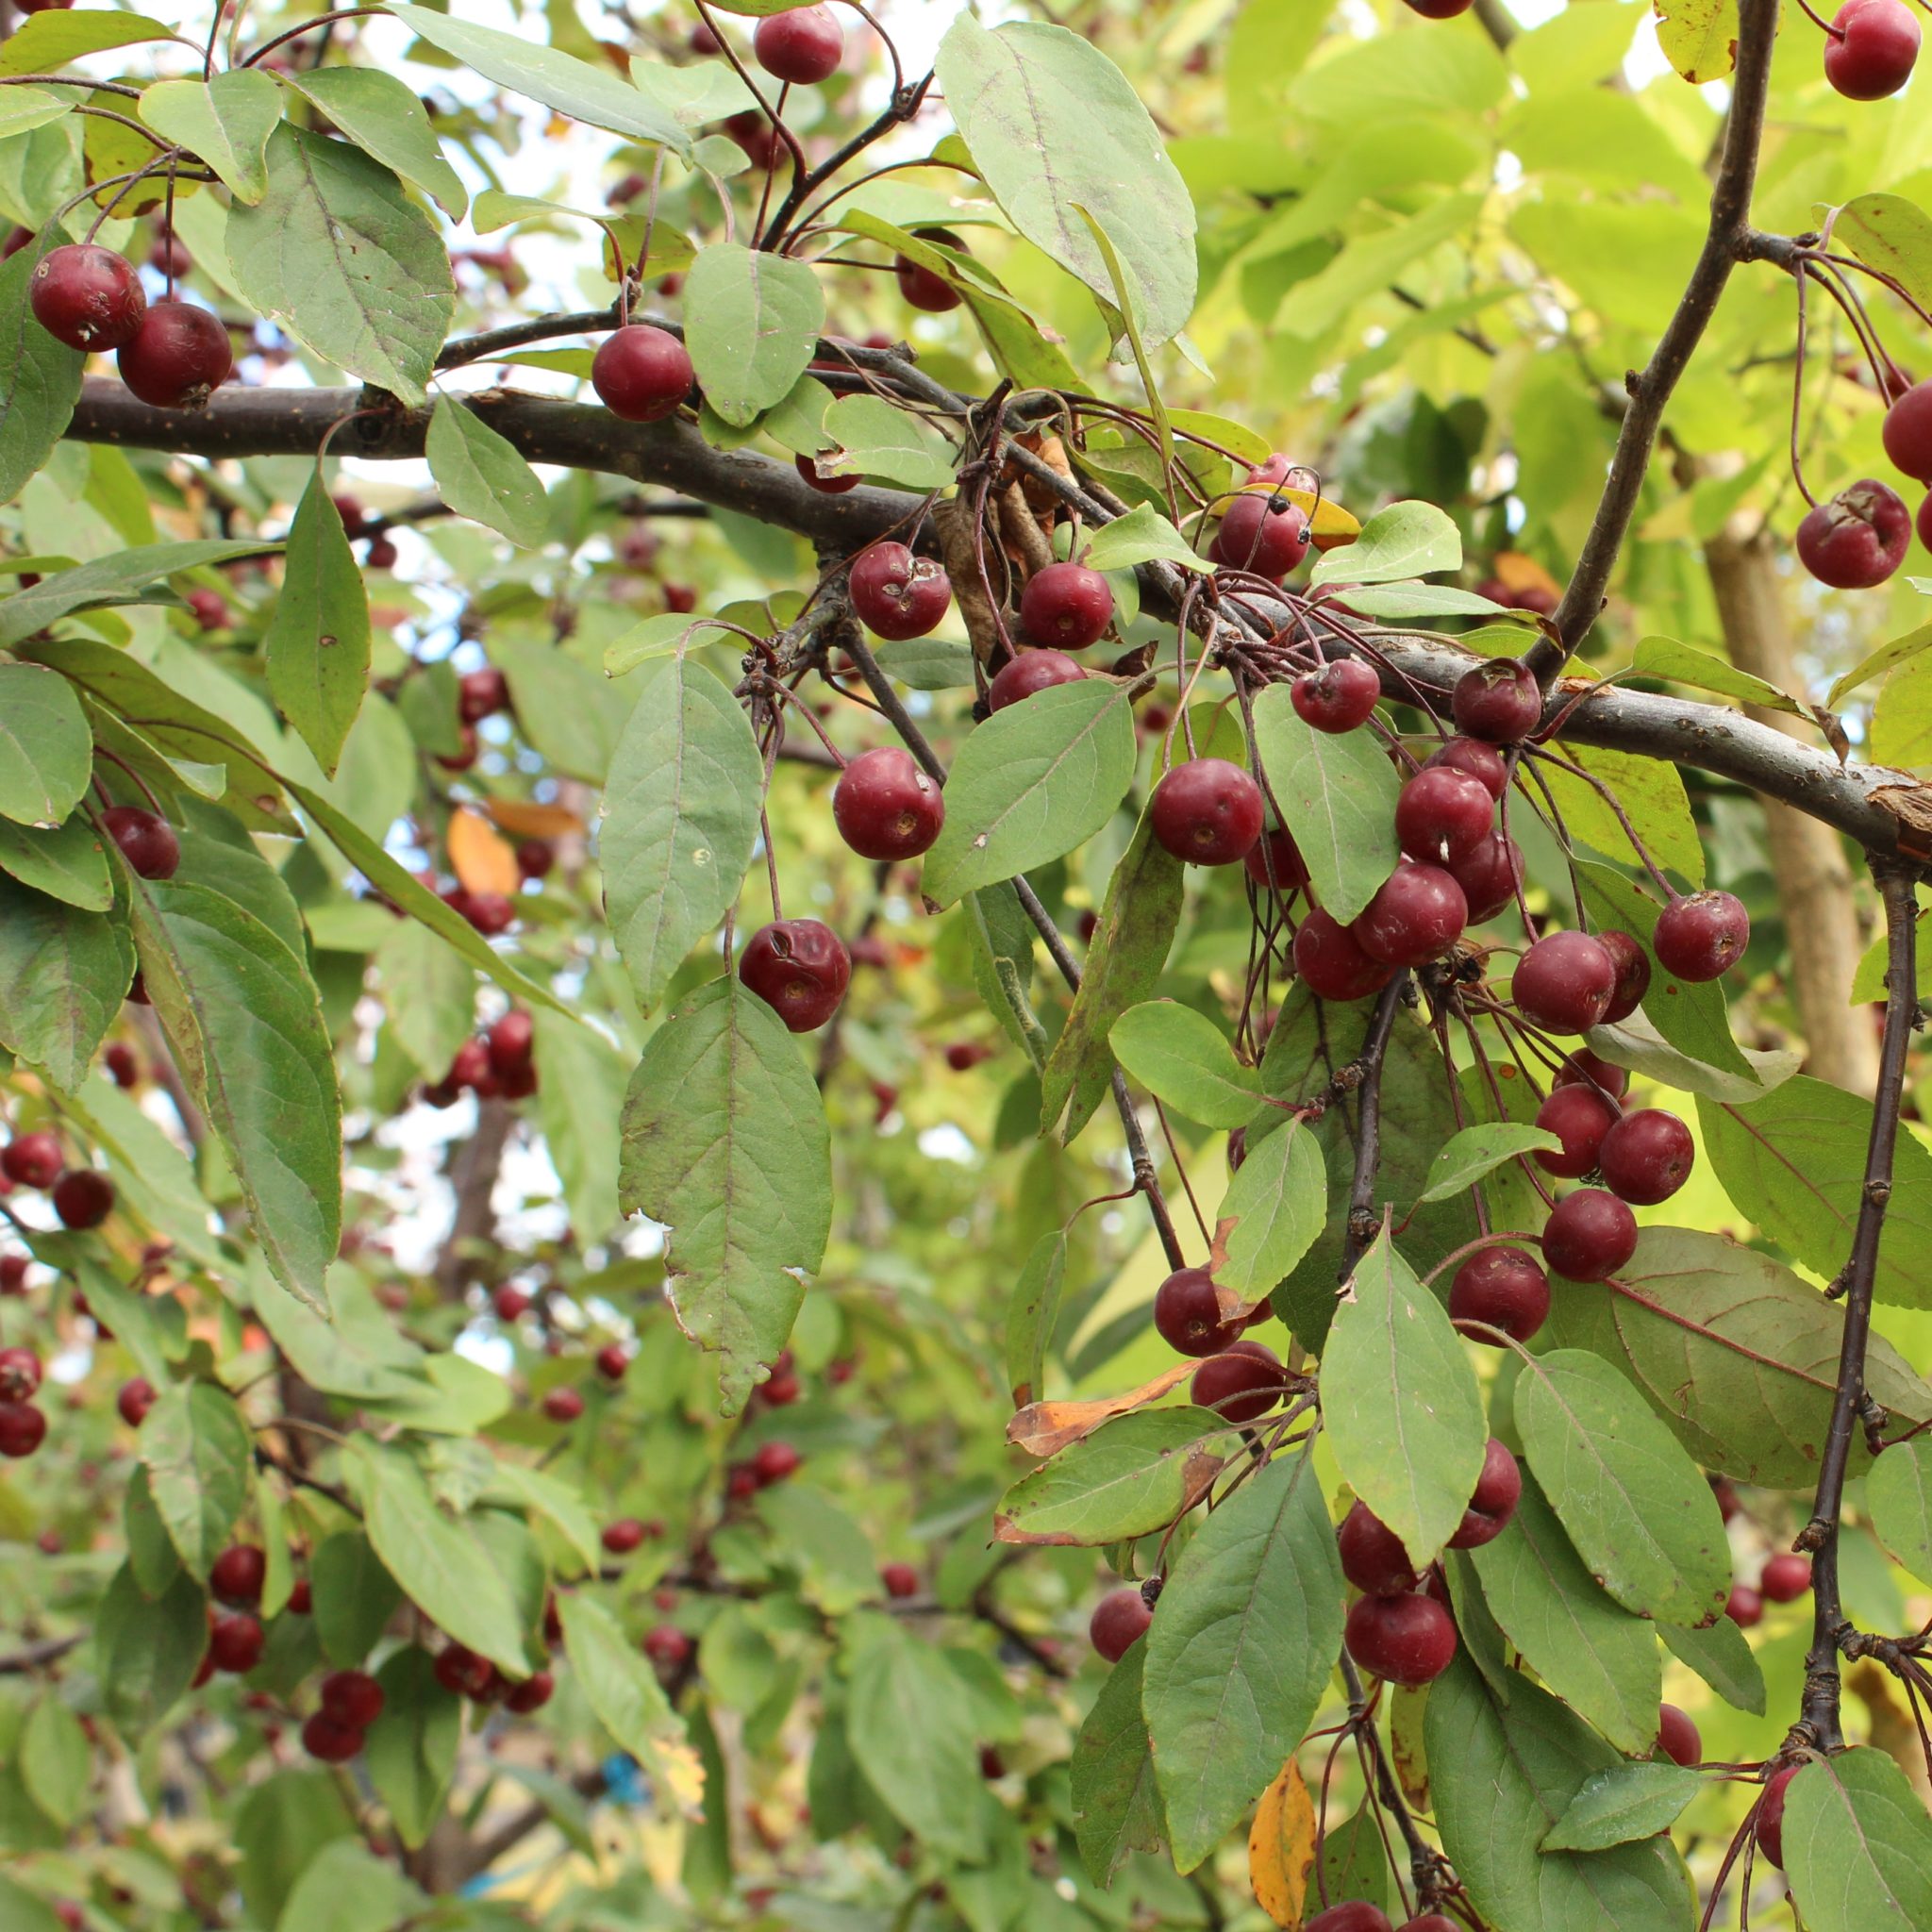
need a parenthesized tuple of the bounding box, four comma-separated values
(1340, 976, 1409, 1275)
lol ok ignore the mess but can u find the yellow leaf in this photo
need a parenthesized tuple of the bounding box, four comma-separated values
(1248, 1757, 1317, 1927)
(483, 798, 585, 839)
(1490, 550, 1560, 599)
(1006, 1362, 1194, 1457)
(448, 807, 520, 896)
(1233, 484, 1361, 552)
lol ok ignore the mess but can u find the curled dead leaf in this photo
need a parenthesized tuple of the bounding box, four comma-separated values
(1007, 1361, 1194, 1457)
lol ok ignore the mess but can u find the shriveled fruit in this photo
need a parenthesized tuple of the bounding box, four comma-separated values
(1541, 1188, 1638, 1282)
(506, 1671, 554, 1712)
(1019, 562, 1113, 649)
(1344, 1591, 1457, 1687)
(848, 541, 951, 640)
(1654, 891, 1749, 982)
(1447, 1438, 1522, 1549)
(1293, 908, 1395, 1002)
(591, 324, 693, 424)
(117, 300, 232, 409)
(30, 243, 146, 351)
(740, 919, 851, 1031)
(1534, 1083, 1620, 1178)
(1090, 1586, 1153, 1661)
(988, 649, 1083, 710)
(1190, 1340, 1284, 1424)
(832, 747, 944, 860)
(1795, 478, 1911, 589)
(1337, 1501, 1418, 1596)
(1149, 758, 1265, 866)
(1598, 1107, 1694, 1206)
(1291, 658, 1380, 733)
(1352, 863, 1467, 967)
(1450, 1244, 1549, 1344)
(1513, 930, 1617, 1034)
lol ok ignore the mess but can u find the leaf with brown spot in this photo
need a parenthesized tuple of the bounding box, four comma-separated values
(1006, 1361, 1194, 1457)
(1248, 1758, 1317, 1927)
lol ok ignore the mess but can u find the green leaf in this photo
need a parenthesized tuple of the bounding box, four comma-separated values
(1541, 743, 1704, 888)
(1785, 1748, 1932, 1932)
(141, 1381, 252, 1584)
(1586, 1008, 1794, 1104)
(1071, 1645, 1165, 1886)
(0, 541, 275, 651)
(1080, 502, 1206, 573)
(20, 1695, 92, 1829)
(0, 242, 83, 508)
(558, 1593, 705, 1818)
(1322, 1230, 1487, 1564)
(1469, 1472, 1661, 1755)
(995, 1407, 1228, 1546)
(311, 1531, 403, 1668)
(0, 872, 131, 1091)
(343, 1441, 530, 1676)
(373, 917, 474, 1081)
(1249, 683, 1398, 924)
(964, 882, 1047, 1066)
(280, 68, 467, 219)
(263, 472, 372, 776)
(0, 662, 89, 826)
(1208, 1112, 1326, 1307)
(364, 1648, 460, 1851)
(138, 71, 280, 203)
(95, 1561, 208, 1738)
(812, 392, 955, 490)
(484, 1459, 603, 1577)
(1632, 635, 1806, 716)
(1331, 580, 1509, 619)
(1515, 1349, 1732, 1625)
(1867, 1436, 1932, 1584)
(845, 1613, 986, 1859)
(1141, 1441, 1343, 1872)
(757, 1482, 878, 1614)
(0, 813, 111, 910)
(683, 242, 824, 428)
(1417, 1122, 1561, 1205)
(935, 17, 1195, 347)
(1004, 1229, 1068, 1412)
(425, 397, 549, 549)
(1699, 1076, 1932, 1309)
(1543, 1761, 1704, 1853)
(1655, 0, 1738, 80)
(1838, 193, 1932, 317)
(1828, 620, 1932, 711)
(233, 1772, 358, 1927)
(1310, 500, 1460, 586)
(873, 635, 976, 690)
(389, 5, 691, 154)
(0, 1881, 61, 1932)
(1427, 1655, 1695, 1930)
(227, 125, 456, 407)
(602, 651, 764, 1014)
(924, 678, 1137, 908)
(275, 1839, 424, 1932)
(618, 976, 832, 1415)
(1660, 1613, 1766, 1715)
(1040, 810, 1183, 1142)
(1108, 1001, 1259, 1128)
(126, 875, 340, 1313)
(0, 11, 178, 74)
(532, 1008, 629, 1243)
(1319, 1800, 1394, 1915)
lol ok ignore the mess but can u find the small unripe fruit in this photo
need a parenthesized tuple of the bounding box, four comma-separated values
(753, 3, 842, 83)
(53, 1169, 113, 1229)
(1190, 1340, 1283, 1424)
(1795, 478, 1911, 589)
(1020, 562, 1113, 650)
(30, 243, 146, 351)
(1090, 1586, 1153, 1661)
(320, 1669, 386, 1728)
(210, 1543, 267, 1607)
(1657, 1703, 1701, 1768)
(1534, 1083, 1620, 1178)
(101, 805, 181, 880)
(1447, 1438, 1522, 1549)
(1291, 659, 1380, 734)
(1344, 1591, 1457, 1687)
(1823, 0, 1919, 98)
(1152, 1266, 1243, 1357)
(117, 300, 232, 409)
(1513, 930, 1617, 1034)
(1452, 659, 1541, 744)
(591, 324, 693, 424)
(1541, 1189, 1638, 1282)
(832, 746, 945, 860)
(1597, 1107, 1695, 1206)
(1653, 891, 1749, 982)
(988, 649, 1084, 710)
(1150, 758, 1265, 866)
(1292, 908, 1394, 1002)
(1760, 1553, 1813, 1602)
(1337, 1501, 1418, 1596)
(1352, 862, 1467, 967)
(1450, 1245, 1549, 1344)
(848, 541, 951, 640)
(740, 919, 851, 1031)
(1395, 767, 1493, 867)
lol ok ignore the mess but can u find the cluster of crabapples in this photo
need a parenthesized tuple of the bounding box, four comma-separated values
(1798, 376, 1932, 591)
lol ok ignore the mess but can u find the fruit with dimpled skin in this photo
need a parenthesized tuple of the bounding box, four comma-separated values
(101, 806, 181, 880)
(833, 747, 944, 860)
(1448, 830, 1524, 923)
(506, 1671, 554, 1712)
(1291, 659, 1380, 733)
(1, 1133, 62, 1190)
(1447, 1438, 1522, 1549)
(1150, 758, 1265, 866)
(1598, 1107, 1695, 1205)
(321, 1670, 386, 1728)
(1210, 492, 1309, 579)
(740, 919, 851, 1031)
(1756, 1763, 1801, 1867)
(1452, 659, 1541, 743)
(1153, 1267, 1244, 1357)
(1191, 1340, 1284, 1424)
(1352, 863, 1467, 967)
(1090, 1586, 1154, 1660)
(1344, 1591, 1457, 1686)
(849, 542, 951, 640)
(1293, 908, 1395, 1001)
(1534, 1083, 1620, 1178)
(211, 1544, 266, 1607)
(1338, 1501, 1418, 1596)
(1020, 562, 1113, 649)
(988, 649, 1083, 710)
(591, 325, 692, 423)
(1796, 478, 1911, 588)
(30, 244, 145, 351)
(1884, 379, 1932, 482)
(1395, 767, 1493, 867)
(118, 300, 232, 409)
(1761, 1553, 1813, 1602)
(1424, 736, 1508, 800)
(1654, 891, 1749, 981)
(1542, 1188, 1638, 1281)
(1513, 930, 1617, 1034)
(1657, 1703, 1701, 1768)
(753, 3, 842, 81)
(53, 1169, 113, 1229)
(1824, 0, 1919, 98)
(1450, 1245, 1549, 1344)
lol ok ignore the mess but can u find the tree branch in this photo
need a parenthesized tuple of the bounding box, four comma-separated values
(1340, 975, 1408, 1275)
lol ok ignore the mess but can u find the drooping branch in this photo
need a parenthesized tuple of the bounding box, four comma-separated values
(1796, 862, 1921, 1751)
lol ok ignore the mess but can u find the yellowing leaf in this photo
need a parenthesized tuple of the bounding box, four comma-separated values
(1007, 1362, 1194, 1457)
(483, 798, 584, 839)
(1231, 482, 1361, 551)
(1248, 1758, 1317, 1926)
(447, 807, 519, 897)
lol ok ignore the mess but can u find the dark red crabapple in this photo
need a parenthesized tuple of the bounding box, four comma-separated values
(1919, 490, 1932, 558)
(185, 587, 229, 630)
(1824, 0, 1920, 98)
(210, 1543, 267, 1607)
(458, 889, 516, 936)
(1150, 758, 1265, 866)
(1512, 930, 1617, 1034)
(1542, 1188, 1638, 1282)
(1153, 1267, 1244, 1357)
(1307, 1906, 1394, 1932)
(0, 1347, 41, 1401)
(1448, 830, 1524, 924)
(1244, 452, 1295, 487)
(1554, 1047, 1628, 1098)
(1243, 825, 1309, 893)
(1337, 1501, 1419, 1597)
(0, 1401, 46, 1457)
(1351, 862, 1467, 968)
(1291, 658, 1380, 734)
(0, 1255, 27, 1293)
(1020, 561, 1113, 649)
(595, 1343, 629, 1382)
(289, 1579, 312, 1613)
(832, 747, 945, 861)
(1657, 1703, 1702, 1769)
(1757, 1763, 1801, 1868)
(1884, 379, 1932, 483)
(30, 243, 146, 351)
(881, 1561, 920, 1599)
(1761, 1553, 1814, 1603)
(603, 1517, 646, 1555)
(541, 1386, 584, 1424)
(848, 542, 952, 640)
(591, 324, 693, 423)
(458, 666, 510, 724)
(1403, 0, 1474, 15)
(493, 1283, 532, 1322)
(1344, 1591, 1457, 1687)
(320, 1669, 386, 1728)
(988, 649, 1084, 711)
(434, 1644, 495, 1698)
(1654, 891, 1749, 982)
(1, 1132, 62, 1189)
(894, 252, 960, 311)
(1447, 1438, 1522, 1550)
(1394, 767, 1493, 867)
(1210, 492, 1309, 579)
(117, 300, 232, 409)
(1727, 1582, 1764, 1629)
(1596, 928, 1652, 1022)
(1292, 908, 1394, 1002)
(365, 534, 399, 570)
(209, 1612, 265, 1674)
(1533, 1083, 1620, 1178)
(1401, 1919, 1458, 1932)
(753, 2, 842, 83)
(753, 1440, 802, 1484)
(488, 1010, 535, 1074)
(302, 1712, 364, 1762)
(506, 1671, 555, 1712)
(1795, 478, 1911, 589)
(1424, 735, 1508, 800)
(1449, 1244, 1549, 1344)
(1598, 1107, 1695, 1206)
(434, 726, 479, 774)
(1090, 1586, 1154, 1661)
(740, 919, 851, 1031)
(118, 1377, 156, 1426)
(1452, 658, 1541, 744)
(795, 451, 859, 494)
(517, 838, 556, 880)
(53, 1169, 114, 1229)
(1190, 1339, 1283, 1424)
(149, 230, 191, 279)
(100, 805, 181, 880)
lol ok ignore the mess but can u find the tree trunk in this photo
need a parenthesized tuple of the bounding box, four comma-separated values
(1703, 527, 1880, 1095)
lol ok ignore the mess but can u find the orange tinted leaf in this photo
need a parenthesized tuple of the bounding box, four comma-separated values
(1007, 1363, 1194, 1457)
(1248, 1757, 1316, 1927)
(448, 807, 520, 895)
(483, 798, 585, 839)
